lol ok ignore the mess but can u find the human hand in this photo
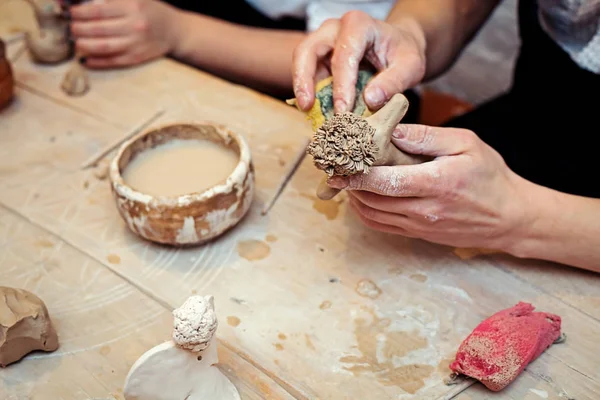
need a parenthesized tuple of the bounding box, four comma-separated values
(68, 0, 180, 68)
(328, 124, 532, 250)
(292, 11, 426, 114)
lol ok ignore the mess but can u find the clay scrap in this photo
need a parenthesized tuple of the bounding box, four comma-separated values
(449, 302, 563, 391)
(123, 295, 241, 400)
(0, 286, 59, 367)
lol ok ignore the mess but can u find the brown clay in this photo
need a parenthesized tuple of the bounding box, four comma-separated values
(109, 122, 255, 246)
(0, 39, 15, 111)
(0, 286, 59, 367)
(24, 0, 71, 64)
(307, 93, 428, 200)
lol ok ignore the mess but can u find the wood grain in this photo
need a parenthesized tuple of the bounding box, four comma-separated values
(1, 6, 599, 400)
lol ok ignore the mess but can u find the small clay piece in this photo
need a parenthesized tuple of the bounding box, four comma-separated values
(0, 286, 59, 367)
(307, 93, 428, 200)
(123, 295, 241, 400)
(0, 39, 15, 111)
(24, 0, 72, 64)
(449, 302, 562, 392)
(61, 57, 89, 96)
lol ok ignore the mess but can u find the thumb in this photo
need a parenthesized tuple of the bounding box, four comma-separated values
(363, 57, 423, 110)
(391, 124, 476, 157)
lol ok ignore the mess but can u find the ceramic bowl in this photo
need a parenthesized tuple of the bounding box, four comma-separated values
(0, 39, 14, 111)
(109, 122, 254, 246)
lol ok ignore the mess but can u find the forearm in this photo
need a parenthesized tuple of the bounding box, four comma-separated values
(386, 0, 501, 80)
(505, 180, 600, 272)
(169, 10, 305, 96)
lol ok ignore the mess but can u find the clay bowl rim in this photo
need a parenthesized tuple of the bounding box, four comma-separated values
(109, 121, 252, 208)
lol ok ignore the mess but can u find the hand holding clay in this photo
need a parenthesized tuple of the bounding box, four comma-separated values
(307, 93, 428, 200)
(69, 0, 179, 68)
(123, 295, 241, 400)
(330, 124, 531, 251)
(292, 10, 426, 113)
(0, 286, 59, 367)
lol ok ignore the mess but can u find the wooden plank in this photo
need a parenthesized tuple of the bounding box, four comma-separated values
(0, 205, 296, 400)
(1, 70, 600, 400)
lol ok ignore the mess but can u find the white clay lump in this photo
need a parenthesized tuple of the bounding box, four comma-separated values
(123, 295, 240, 400)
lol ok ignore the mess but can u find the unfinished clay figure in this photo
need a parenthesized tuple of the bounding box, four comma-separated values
(61, 57, 89, 96)
(123, 295, 240, 400)
(24, 0, 71, 64)
(0, 286, 59, 367)
(307, 93, 428, 200)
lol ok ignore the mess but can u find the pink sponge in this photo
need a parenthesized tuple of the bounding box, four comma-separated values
(450, 302, 562, 391)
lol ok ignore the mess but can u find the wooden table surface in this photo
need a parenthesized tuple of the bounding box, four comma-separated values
(1, 6, 600, 400)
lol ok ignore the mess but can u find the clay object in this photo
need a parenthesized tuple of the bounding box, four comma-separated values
(124, 295, 241, 400)
(0, 39, 15, 111)
(24, 0, 72, 64)
(307, 93, 428, 200)
(0, 286, 59, 367)
(110, 122, 254, 246)
(450, 302, 562, 391)
(61, 57, 89, 96)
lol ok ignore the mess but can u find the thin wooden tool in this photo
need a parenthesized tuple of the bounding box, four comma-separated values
(437, 374, 477, 400)
(80, 109, 165, 169)
(261, 137, 310, 215)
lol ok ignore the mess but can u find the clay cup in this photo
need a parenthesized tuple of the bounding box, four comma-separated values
(109, 122, 255, 246)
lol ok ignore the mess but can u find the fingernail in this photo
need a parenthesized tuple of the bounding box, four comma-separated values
(392, 125, 405, 139)
(328, 176, 348, 189)
(298, 92, 310, 109)
(334, 99, 347, 114)
(364, 86, 385, 107)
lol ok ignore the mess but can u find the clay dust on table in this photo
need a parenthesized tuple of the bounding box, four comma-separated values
(227, 316, 241, 327)
(339, 308, 433, 394)
(107, 254, 121, 264)
(320, 300, 332, 310)
(237, 239, 270, 261)
(307, 112, 378, 177)
(355, 279, 382, 299)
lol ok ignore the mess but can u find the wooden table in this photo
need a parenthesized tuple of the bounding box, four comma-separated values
(1, 7, 600, 400)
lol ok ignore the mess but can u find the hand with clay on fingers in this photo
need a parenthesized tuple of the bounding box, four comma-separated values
(328, 124, 532, 251)
(68, 0, 180, 68)
(292, 10, 426, 114)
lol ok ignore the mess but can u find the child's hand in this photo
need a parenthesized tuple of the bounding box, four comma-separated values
(69, 0, 181, 68)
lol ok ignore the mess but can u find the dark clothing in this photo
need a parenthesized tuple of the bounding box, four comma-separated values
(444, 0, 600, 198)
(164, 0, 306, 31)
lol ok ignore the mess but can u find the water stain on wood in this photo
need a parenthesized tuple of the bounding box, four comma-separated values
(437, 357, 455, 376)
(305, 333, 316, 351)
(320, 300, 332, 310)
(355, 279, 382, 299)
(107, 254, 121, 264)
(237, 240, 271, 261)
(278, 333, 287, 340)
(227, 316, 241, 327)
(274, 343, 284, 351)
(301, 193, 342, 220)
(99, 345, 111, 356)
(410, 273, 428, 283)
(265, 234, 278, 243)
(340, 308, 433, 394)
(35, 239, 54, 248)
